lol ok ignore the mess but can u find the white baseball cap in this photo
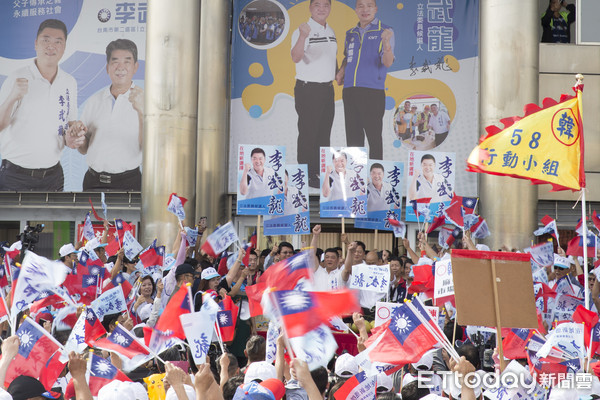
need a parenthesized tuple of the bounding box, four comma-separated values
(59, 243, 79, 258)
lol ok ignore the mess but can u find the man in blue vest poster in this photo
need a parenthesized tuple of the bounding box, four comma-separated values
(336, 0, 394, 160)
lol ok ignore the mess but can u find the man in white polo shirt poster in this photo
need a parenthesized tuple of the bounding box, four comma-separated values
(0, 19, 80, 191)
(291, 0, 337, 188)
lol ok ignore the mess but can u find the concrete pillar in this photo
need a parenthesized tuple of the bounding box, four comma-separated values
(196, 0, 231, 228)
(479, 0, 539, 250)
(142, 0, 200, 245)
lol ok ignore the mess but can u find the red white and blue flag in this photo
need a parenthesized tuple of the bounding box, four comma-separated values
(217, 295, 239, 342)
(139, 239, 165, 268)
(87, 352, 132, 395)
(242, 230, 257, 266)
(426, 215, 446, 234)
(155, 284, 193, 339)
(114, 219, 134, 247)
(387, 218, 406, 238)
(445, 227, 463, 248)
(566, 233, 597, 257)
(260, 250, 313, 291)
(84, 306, 107, 346)
(362, 301, 439, 365)
(443, 199, 464, 228)
(409, 198, 431, 220)
(5, 317, 66, 390)
(533, 215, 559, 242)
(502, 328, 536, 360)
(271, 289, 359, 338)
(103, 272, 133, 299)
(167, 193, 188, 220)
(94, 323, 151, 359)
(334, 371, 377, 400)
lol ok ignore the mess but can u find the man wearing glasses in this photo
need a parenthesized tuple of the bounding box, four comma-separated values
(0, 19, 81, 191)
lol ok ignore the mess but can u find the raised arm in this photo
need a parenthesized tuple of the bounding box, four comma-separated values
(310, 224, 321, 270)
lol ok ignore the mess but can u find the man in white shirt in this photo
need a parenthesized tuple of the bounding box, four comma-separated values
(239, 147, 280, 199)
(74, 39, 143, 191)
(322, 150, 365, 201)
(0, 19, 81, 191)
(408, 153, 452, 203)
(428, 103, 451, 147)
(309, 225, 349, 292)
(291, 0, 337, 187)
(367, 162, 395, 211)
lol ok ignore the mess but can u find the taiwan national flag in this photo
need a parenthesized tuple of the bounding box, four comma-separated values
(80, 259, 109, 280)
(87, 352, 132, 395)
(445, 227, 463, 247)
(460, 196, 478, 214)
(155, 284, 193, 339)
(443, 199, 464, 228)
(566, 234, 597, 257)
(363, 302, 439, 365)
(259, 250, 313, 291)
(593, 211, 600, 232)
(245, 282, 267, 317)
(5, 317, 67, 390)
(103, 272, 133, 299)
(533, 215, 559, 242)
(410, 198, 431, 220)
(469, 215, 490, 239)
(84, 307, 107, 346)
(242, 230, 257, 266)
(216, 295, 239, 342)
(114, 219, 134, 247)
(271, 289, 360, 338)
(527, 349, 580, 386)
(426, 215, 446, 234)
(93, 324, 150, 359)
(63, 273, 98, 302)
(139, 239, 165, 268)
(334, 371, 377, 400)
(387, 218, 406, 238)
(502, 328, 535, 360)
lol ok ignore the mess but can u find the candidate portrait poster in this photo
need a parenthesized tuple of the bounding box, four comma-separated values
(405, 150, 455, 222)
(354, 159, 404, 231)
(319, 146, 367, 218)
(237, 144, 286, 216)
(264, 163, 310, 235)
(229, 0, 479, 203)
(0, 0, 146, 192)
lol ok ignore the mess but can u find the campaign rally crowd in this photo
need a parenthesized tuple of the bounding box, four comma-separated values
(0, 198, 600, 400)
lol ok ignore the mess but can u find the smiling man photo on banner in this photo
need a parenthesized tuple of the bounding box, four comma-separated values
(355, 159, 403, 230)
(320, 146, 367, 218)
(291, 0, 337, 188)
(336, 0, 394, 160)
(237, 144, 286, 216)
(0, 19, 80, 191)
(72, 38, 144, 191)
(406, 151, 455, 222)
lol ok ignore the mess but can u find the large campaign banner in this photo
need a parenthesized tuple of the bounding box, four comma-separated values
(229, 0, 479, 201)
(264, 163, 310, 235)
(0, 0, 146, 192)
(354, 159, 404, 230)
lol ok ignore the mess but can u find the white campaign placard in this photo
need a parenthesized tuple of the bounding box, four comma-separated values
(122, 230, 143, 260)
(434, 258, 454, 302)
(350, 263, 390, 294)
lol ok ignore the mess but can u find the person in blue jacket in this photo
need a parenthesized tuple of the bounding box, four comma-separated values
(336, 0, 394, 159)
